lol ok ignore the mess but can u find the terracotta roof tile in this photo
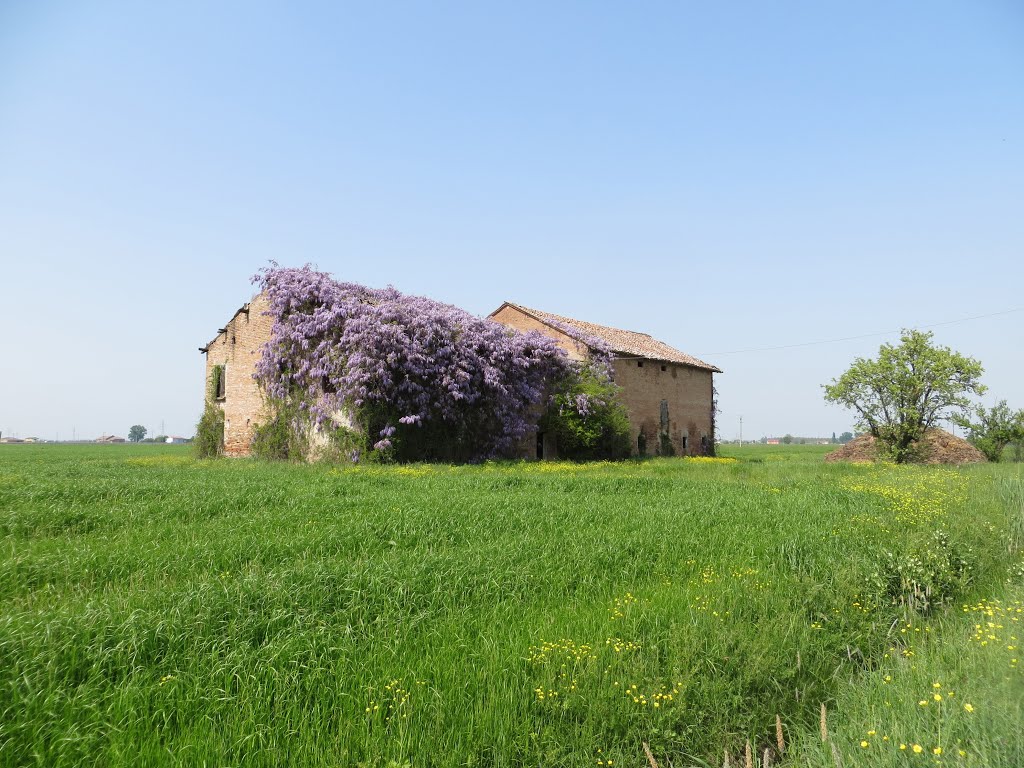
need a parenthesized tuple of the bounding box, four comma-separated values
(498, 303, 721, 372)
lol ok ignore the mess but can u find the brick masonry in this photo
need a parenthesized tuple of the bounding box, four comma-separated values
(202, 292, 274, 457)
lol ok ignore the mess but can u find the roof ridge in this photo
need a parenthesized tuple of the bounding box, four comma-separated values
(496, 301, 721, 373)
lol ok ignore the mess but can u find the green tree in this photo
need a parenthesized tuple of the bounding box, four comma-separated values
(781, 434, 793, 444)
(540, 362, 631, 461)
(128, 425, 147, 443)
(195, 366, 226, 458)
(824, 329, 985, 463)
(954, 400, 1024, 462)
(839, 431, 854, 444)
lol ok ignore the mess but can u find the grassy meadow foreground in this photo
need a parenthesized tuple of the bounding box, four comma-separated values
(0, 445, 1021, 767)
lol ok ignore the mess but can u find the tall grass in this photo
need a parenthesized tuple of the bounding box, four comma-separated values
(0, 445, 1018, 766)
(787, 464, 1023, 768)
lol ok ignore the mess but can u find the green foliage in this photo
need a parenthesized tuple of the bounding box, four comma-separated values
(251, 399, 309, 461)
(790, 589, 1024, 767)
(313, 423, 365, 464)
(869, 531, 976, 614)
(253, 396, 371, 463)
(954, 399, 1024, 462)
(194, 366, 227, 458)
(127, 425, 146, 443)
(782, 434, 794, 444)
(707, 385, 719, 457)
(193, 402, 224, 458)
(540, 362, 632, 460)
(210, 364, 225, 399)
(839, 431, 854, 444)
(999, 477, 1024, 555)
(824, 329, 986, 463)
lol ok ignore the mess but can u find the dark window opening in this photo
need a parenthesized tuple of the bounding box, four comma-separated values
(660, 365, 667, 372)
(637, 361, 643, 368)
(536, 432, 544, 460)
(682, 436, 688, 451)
(215, 367, 226, 399)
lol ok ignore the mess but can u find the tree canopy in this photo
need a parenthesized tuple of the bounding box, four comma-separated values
(128, 425, 147, 443)
(823, 330, 985, 463)
(954, 400, 1024, 462)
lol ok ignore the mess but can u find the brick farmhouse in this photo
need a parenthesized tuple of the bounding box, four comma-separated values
(201, 292, 720, 458)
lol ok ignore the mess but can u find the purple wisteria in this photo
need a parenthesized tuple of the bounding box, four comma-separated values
(252, 265, 577, 461)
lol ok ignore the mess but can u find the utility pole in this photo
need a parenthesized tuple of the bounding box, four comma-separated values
(739, 416, 743, 445)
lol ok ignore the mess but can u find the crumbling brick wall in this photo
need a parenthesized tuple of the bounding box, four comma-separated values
(611, 359, 714, 457)
(202, 292, 274, 457)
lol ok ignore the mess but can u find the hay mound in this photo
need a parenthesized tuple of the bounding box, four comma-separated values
(825, 428, 986, 465)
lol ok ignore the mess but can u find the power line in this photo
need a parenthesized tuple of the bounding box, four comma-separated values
(699, 306, 1024, 357)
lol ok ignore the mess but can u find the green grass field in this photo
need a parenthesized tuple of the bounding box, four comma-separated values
(0, 445, 1020, 767)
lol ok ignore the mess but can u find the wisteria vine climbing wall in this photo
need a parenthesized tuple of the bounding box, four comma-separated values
(251, 264, 622, 462)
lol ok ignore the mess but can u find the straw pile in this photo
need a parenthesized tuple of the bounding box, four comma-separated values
(825, 428, 986, 465)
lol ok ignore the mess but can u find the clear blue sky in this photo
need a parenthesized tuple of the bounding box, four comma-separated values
(1, 1, 1021, 441)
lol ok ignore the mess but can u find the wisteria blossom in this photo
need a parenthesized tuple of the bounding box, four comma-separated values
(251, 264, 590, 461)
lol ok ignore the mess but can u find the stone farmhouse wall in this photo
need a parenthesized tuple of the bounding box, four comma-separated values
(202, 292, 274, 457)
(489, 304, 714, 457)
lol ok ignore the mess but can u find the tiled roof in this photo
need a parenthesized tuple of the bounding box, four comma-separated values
(496, 303, 721, 372)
